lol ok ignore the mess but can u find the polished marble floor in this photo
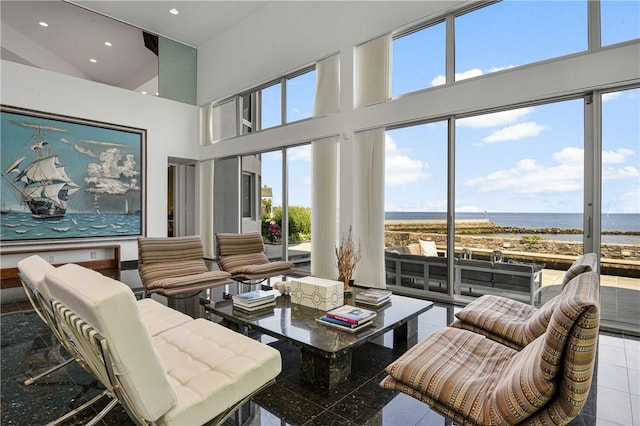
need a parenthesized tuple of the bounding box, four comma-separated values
(1, 272, 639, 425)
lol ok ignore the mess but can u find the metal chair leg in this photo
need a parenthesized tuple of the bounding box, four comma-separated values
(46, 390, 110, 426)
(24, 357, 74, 386)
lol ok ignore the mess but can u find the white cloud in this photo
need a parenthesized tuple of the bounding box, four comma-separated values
(431, 65, 516, 86)
(456, 205, 485, 212)
(465, 144, 640, 198)
(431, 68, 483, 86)
(385, 134, 428, 186)
(552, 147, 583, 165)
(602, 148, 635, 164)
(288, 145, 311, 161)
(603, 165, 639, 180)
(457, 107, 534, 128)
(84, 148, 140, 194)
(482, 121, 549, 143)
(487, 65, 516, 73)
(602, 92, 622, 102)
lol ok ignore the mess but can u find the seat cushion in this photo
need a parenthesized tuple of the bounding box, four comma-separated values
(452, 294, 560, 350)
(153, 318, 282, 426)
(142, 269, 231, 295)
(381, 327, 520, 424)
(137, 298, 193, 336)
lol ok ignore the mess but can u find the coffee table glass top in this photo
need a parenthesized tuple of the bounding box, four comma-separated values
(204, 286, 433, 356)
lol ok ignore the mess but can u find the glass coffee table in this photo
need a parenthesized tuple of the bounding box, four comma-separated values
(204, 286, 433, 389)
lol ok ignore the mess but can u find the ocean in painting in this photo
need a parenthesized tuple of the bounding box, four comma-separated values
(385, 212, 640, 245)
(0, 212, 141, 242)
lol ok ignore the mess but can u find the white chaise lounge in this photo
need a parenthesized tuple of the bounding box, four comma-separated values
(32, 261, 281, 425)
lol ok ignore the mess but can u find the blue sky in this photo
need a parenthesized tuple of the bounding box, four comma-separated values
(260, 1, 639, 215)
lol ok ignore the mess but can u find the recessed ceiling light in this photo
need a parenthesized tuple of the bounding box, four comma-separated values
(39, 21, 48, 27)
(155, 92, 159, 96)
(169, 8, 179, 15)
(104, 41, 112, 47)
(89, 58, 97, 63)
(141, 91, 147, 95)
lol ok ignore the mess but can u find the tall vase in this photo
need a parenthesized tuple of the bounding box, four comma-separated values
(343, 279, 353, 294)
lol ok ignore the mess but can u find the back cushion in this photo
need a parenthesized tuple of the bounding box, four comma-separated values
(419, 240, 438, 257)
(216, 232, 265, 257)
(138, 236, 204, 264)
(45, 264, 176, 421)
(488, 271, 600, 424)
(17, 255, 55, 305)
(561, 252, 597, 288)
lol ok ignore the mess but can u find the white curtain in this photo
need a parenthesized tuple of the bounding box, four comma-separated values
(314, 53, 340, 116)
(209, 99, 238, 142)
(203, 105, 214, 145)
(311, 136, 338, 279)
(199, 160, 215, 258)
(355, 34, 391, 108)
(353, 128, 385, 288)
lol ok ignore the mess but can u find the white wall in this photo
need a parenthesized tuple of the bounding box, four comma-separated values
(1, 60, 200, 262)
(197, 1, 464, 105)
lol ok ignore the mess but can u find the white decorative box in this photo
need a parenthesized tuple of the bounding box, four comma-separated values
(289, 276, 344, 311)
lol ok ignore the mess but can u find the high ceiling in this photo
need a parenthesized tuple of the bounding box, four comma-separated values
(1, 1, 267, 92)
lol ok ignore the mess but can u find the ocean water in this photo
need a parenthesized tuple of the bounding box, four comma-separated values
(385, 212, 639, 244)
(0, 212, 141, 242)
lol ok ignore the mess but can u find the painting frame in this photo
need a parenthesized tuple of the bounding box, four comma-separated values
(0, 105, 146, 246)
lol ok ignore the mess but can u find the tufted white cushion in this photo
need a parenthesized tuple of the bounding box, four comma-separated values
(45, 264, 176, 422)
(137, 298, 192, 336)
(154, 318, 282, 426)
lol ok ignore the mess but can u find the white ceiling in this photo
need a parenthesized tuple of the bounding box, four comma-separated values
(0, 1, 267, 92)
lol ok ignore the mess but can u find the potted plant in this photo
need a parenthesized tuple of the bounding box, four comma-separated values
(336, 226, 361, 293)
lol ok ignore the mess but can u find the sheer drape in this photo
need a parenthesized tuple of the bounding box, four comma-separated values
(353, 128, 385, 288)
(210, 99, 238, 142)
(199, 160, 215, 257)
(311, 136, 338, 279)
(355, 34, 391, 108)
(314, 54, 340, 116)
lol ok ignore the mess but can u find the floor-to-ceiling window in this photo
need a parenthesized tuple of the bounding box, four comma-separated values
(286, 145, 312, 274)
(454, 99, 585, 302)
(601, 87, 640, 332)
(385, 121, 449, 296)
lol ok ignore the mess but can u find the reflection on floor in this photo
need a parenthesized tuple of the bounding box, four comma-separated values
(1, 274, 639, 425)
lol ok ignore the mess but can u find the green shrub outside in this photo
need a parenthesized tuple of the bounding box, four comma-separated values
(263, 206, 311, 243)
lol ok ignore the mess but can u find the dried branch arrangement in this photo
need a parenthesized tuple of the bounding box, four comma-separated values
(336, 226, 362, 292)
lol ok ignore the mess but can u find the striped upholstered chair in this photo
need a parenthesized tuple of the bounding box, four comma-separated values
(449, 253, 598, 350)
(138, 236, 232, 297)
(215, 232, 295, 283)
(381, 270, 600, 425)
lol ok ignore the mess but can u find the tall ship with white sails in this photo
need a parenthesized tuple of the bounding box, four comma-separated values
(2, 127, 80, 218)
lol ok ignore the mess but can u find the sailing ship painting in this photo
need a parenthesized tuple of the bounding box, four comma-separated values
(3, 127, 80, 218)
(1, 106, 145, 243)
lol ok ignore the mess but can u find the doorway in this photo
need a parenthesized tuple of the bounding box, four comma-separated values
(168, 159, 196, 237)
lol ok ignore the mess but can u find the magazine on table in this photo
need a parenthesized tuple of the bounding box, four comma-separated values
(325, 305, 376, 325)
(232, 289, 278, 306)
(316, 316, 374, 333)
(355, 289, 392, 302)
(232, 300, 276, 312)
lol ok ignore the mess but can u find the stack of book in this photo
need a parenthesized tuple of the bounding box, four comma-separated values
(232, 289, 278, 313)
(317, 305, 377, 332)
(354, 289, 392, 307)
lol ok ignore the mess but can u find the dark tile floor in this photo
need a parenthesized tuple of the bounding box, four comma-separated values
(1, 275, 639, 426)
